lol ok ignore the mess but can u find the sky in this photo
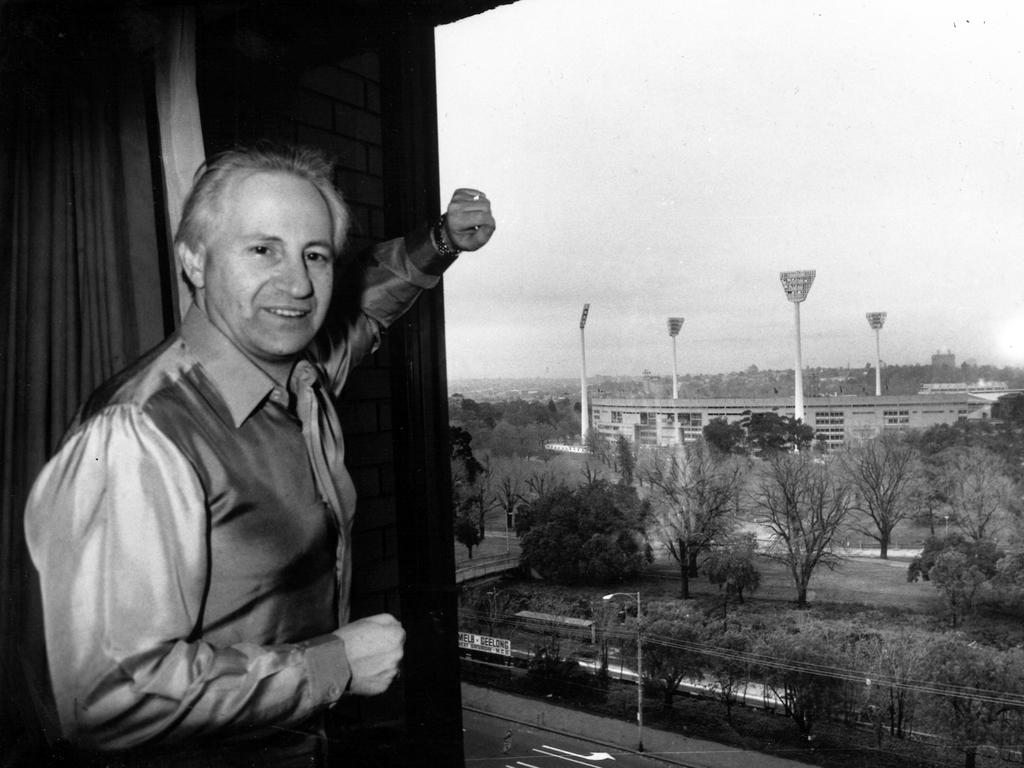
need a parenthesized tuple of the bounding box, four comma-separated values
(435, 0, 1024, 380)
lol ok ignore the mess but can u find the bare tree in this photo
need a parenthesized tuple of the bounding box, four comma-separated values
(752, 453, 851, 607)
(841, 434, 920, 558)
(941, 445, 1018, 543)
(491, 471, 523, 532)
(645, 442, 744, 599)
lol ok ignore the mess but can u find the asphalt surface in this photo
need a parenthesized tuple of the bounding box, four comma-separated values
(462, 683, 813, 768)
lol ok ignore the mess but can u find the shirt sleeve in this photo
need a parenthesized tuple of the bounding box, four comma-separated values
(317, 227, 456, 393)
(23, 405, 351, 751)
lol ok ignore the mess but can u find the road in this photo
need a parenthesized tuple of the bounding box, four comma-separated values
(462, 683, 815, 768)
(463, 709, 665, 768)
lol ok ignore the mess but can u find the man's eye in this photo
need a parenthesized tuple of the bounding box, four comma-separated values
(249, 245, 272, 256)
(306, 251, 333, 264)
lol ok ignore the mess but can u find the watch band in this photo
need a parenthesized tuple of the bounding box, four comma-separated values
(432, 214, 463, 259)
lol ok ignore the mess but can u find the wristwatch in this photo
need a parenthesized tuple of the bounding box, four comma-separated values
(431, 214, 462, 259)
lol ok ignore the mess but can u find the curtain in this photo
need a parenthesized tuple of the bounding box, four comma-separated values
(154, 4, 206, 322)
(0, 6, 171, 760)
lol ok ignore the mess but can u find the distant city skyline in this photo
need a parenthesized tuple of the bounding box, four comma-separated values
(436, 0, 1024, 379)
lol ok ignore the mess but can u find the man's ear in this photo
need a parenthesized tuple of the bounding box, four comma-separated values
(177, 243, 206, 290)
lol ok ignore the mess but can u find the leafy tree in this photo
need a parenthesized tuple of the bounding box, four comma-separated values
(703, 417, 746, 456)
(450, 425, 485, 482)
(705, 629, 751, 724)
(450, 426, 494, 544)
(703, 533, 761, 618)
(907, 533, 1002, 583)
(741, 411, 815, 456)
(516, 480, 652, 584)
(751, 453, 852, 607)
(754, 622, 845, 736)
(454, 514, 484, 559)
(644, 443, 743, 599)
(615, 435, 636, 485)
(926, 636, 1018, 768)
(622, 602, 706, 711)
(841, 434, 921, 558)
(929, 550, 988, 627)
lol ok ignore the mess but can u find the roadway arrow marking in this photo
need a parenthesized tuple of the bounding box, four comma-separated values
(540, 746, 616, 761)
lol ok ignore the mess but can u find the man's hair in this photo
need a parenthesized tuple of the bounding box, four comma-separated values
(174, 144, 351, 259)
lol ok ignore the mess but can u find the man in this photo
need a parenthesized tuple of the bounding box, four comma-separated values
(24, 145, 495, 765)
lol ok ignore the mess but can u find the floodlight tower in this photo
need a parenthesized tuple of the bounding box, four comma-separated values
(866, 312, 887, 396)
(580, 304, 590, 443)
(667, 317, 684, 399)
(779, 270, 816, 423)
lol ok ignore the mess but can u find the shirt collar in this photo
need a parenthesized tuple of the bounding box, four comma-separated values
(181, 304, 285, 428)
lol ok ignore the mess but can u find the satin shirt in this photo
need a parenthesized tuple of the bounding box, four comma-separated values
(24, 230, 449, 751)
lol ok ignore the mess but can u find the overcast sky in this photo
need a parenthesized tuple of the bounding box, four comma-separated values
(435, 0, 1024, 380)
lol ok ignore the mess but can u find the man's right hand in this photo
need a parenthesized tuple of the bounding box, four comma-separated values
(335, 613, 405, 695)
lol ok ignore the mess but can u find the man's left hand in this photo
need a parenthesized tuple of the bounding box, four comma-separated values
(445, 188, 495, 252)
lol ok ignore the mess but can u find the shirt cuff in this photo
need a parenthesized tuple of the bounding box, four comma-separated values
(302, 634, 350, 706)
(405, 225, 459, 276)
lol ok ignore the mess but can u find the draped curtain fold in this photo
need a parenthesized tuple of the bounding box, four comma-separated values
(0, 6, 171, 760)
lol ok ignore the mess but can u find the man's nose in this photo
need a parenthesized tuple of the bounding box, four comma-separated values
(277, 254, 314, 297)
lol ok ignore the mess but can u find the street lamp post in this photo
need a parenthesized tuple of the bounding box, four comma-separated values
(779, 270, 816, 423)
(866, 312, 887, 396)
(603, 591, 643, 752)
(667, 317, 684, 399)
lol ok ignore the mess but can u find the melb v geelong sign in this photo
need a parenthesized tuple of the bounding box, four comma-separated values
(458, 632, 512, 657)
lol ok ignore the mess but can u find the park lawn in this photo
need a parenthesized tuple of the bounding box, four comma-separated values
(649, 552, 946, 612)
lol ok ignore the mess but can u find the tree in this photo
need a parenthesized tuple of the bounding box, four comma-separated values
(615, 435, 636, 486)
(859, 628, 930, 741)
(705, 630, 751, 724)
(929, 550, 988, 628)
(450, 426, 495, 546)
(752, 453, 852, 607)
(703, 533, 761, 618)
(623, 603, 706, 711)
(492, 473, 523, 537)
(703, 417, 746, 456)
(941, 445, 1018, 543)
(516, 480, 652, 584)
(907, 533, 1002, 583)
(741, 411, 815, 456)
(450, 425, 484, 482)
(926, 636, 1017, 768)
(644, 443, 743, 599)
(585, 429, 612, 466)
(755, 622, 845, 737)
(840, 434, 920, 558)
(454, 514, 484, 559)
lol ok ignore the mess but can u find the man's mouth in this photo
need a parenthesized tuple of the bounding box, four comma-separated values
(266, 308, 310, 318)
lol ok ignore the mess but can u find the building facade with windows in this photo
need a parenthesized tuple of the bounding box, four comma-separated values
(590, 393, 993, 450)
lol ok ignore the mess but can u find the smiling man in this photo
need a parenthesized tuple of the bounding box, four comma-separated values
(24, 145, 495, 766)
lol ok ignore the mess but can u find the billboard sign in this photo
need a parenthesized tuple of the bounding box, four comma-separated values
(458, 631, 512, 657)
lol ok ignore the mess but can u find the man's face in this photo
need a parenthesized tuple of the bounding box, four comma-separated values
(184, 171, 335, 372)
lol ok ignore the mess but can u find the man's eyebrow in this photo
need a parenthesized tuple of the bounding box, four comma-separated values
(244, 233, 333, 250)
